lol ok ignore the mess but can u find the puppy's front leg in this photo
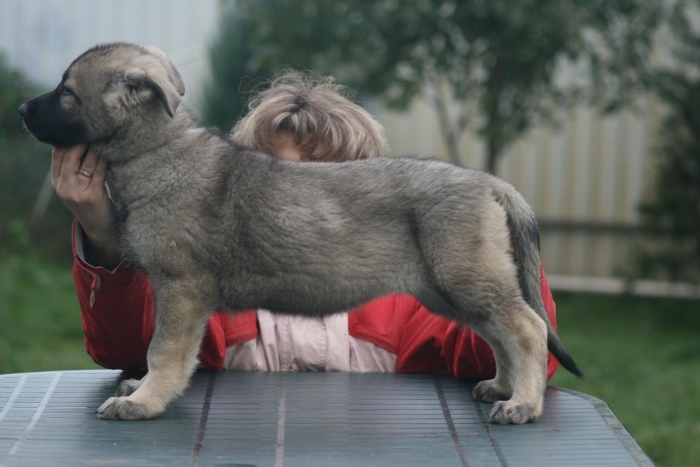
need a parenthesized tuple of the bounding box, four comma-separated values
(97, 282, 212, 420)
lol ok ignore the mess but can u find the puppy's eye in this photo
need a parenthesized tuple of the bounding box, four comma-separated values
(61, 87, 74, 97)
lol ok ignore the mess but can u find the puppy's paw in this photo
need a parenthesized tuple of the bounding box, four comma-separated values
(472, 380, 512, 403)
(488, 400, 541, 425)
(115, 378, 143, 397)
(97, 396, 161, 421)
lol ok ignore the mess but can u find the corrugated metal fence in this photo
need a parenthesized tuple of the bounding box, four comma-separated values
(382, 93, 660, 278)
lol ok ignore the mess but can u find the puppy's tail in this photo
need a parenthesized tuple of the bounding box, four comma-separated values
(492, 180, 584, 379)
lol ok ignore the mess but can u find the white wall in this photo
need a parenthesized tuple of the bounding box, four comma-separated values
(0, 0, 220, 109)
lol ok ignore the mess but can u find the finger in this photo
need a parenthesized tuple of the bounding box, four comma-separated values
(82, 152, 110, 200)
(51, 147, 69, 188)
(61, 144, 89, 177)
(79, 146, 100, 176)
(92, 152, 109, 182)
(66, 146, 94, 182)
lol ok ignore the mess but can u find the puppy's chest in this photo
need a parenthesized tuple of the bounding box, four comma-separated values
(108, 169, 217, 268)
(111, 192, 180, 257)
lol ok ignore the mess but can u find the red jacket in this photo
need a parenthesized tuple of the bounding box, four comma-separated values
(72, 222, 560, 380)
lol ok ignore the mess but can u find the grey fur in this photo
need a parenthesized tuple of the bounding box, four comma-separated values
(20, 43, 581, 424)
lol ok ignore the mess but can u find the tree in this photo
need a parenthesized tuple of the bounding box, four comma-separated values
(635, 1, 700, 283)
(204, 0, 662, 173)
(201, 3, 261, 130)
(0, 53, 74, 263)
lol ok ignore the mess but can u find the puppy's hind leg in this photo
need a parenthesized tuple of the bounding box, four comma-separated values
(114, 377, 144, 397)
(471, 339, 515, 403)
(439, 198, 548, 423)
(97, 282, 212, 420)
(471, 301, 548, 424)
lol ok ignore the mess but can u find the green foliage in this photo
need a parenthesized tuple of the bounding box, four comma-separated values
(204, 0, 662, 171)
(633, 2, 700, 283)
(551, 292, 700, 467)
(0, 53, 75, 265)
(200, 3, 266, 131)
(0, 54, 40, 141)
(636, 78, 700, 282)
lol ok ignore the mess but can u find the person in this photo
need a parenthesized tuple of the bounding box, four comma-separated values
(51, 71, 560, 379)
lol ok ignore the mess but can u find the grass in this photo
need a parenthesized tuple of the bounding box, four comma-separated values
(0, 254, 100, 373)
(551, 292, 700, 467)
(1, 254, 698, 465)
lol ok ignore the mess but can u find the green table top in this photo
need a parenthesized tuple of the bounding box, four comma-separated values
(0, 370, 652, 466)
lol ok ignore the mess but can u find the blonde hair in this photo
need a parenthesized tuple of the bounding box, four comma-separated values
(232, 71, 388, 161)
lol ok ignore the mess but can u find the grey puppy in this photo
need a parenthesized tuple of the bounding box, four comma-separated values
(20, 43, 581, 424)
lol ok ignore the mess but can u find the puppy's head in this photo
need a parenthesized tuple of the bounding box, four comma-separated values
(19, 43, 185, 149)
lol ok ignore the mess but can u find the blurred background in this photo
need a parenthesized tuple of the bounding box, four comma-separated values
(0, 1, 698, 465)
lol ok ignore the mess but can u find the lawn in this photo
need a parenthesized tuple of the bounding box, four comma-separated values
(1, 255, 698, 466)
(0, 254, 100, 373)
(551, 292, 700, 467)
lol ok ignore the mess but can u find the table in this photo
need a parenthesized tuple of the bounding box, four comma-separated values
(0, 370, 653, 466)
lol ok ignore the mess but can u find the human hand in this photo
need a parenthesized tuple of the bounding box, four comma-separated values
(51, 145, 121, 266)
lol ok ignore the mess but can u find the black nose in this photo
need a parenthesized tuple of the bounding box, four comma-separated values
(18, 103, 29, 117)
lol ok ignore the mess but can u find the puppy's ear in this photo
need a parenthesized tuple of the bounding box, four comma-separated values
(106, 67, 182, 118)
(142, 46, 186, 99)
